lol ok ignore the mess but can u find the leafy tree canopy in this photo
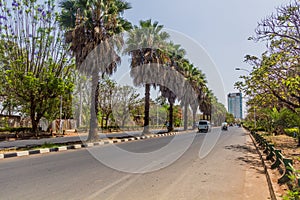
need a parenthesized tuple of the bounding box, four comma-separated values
(0, 0, 74, 133)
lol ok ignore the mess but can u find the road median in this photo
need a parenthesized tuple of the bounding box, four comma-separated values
(0, 129, 192, 160)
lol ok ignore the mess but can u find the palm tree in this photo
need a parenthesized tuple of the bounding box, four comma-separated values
(180, 61, 198, 130)
(160, 85, 176, 132)
(159, 42, 186, 132)
(200, 88, 213, 121)
(125, 19, 169, 134)
(180, 61, 207, 129)
(59, 0, 132, 141)
(191, 72, 205, 128)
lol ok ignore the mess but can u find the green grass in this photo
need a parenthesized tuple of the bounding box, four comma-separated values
(33, 142, 61, 149)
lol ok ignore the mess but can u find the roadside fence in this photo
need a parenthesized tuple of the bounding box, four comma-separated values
(251, 131, 300, 189)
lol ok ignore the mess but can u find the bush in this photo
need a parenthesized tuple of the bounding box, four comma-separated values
(285, 127, 299, 138)
(0, 127, 10, 133)
(0, 127, 32, 134)
(253, 127, 267, 132)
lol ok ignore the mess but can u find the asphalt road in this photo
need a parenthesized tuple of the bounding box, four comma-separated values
(0, 127, 269, 200)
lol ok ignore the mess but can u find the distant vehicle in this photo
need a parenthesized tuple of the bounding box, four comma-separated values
(221, 122, 228, 131)
(198, 120, 211, 133)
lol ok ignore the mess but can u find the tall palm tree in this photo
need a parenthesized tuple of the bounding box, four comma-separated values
(179, 60, 207, 129)
(181, 61, 198, 129)
(160, 85, 176, 132)
(125, 19, 169, 134)
(159, 42, 186, 132)
(200, 88, 213, 121)
(187, 64, 203, 128)
(176, 59, 192, 130)
(59, 0, 132, 141)
(195, 72, 208, 123)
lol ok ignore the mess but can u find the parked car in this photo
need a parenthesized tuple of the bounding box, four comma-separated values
(221, 122, 228, 131)
(198, 120, 211, 133)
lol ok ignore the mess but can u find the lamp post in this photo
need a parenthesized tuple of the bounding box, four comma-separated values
(235, 67, 256, 129)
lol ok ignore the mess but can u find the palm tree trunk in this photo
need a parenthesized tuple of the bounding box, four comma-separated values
(192, 110, 196, 129)
(78, 80, 83, 128)
(87, 72, 99, 142)
(143, 84, 150, 134)
(184, 103, 188, 130)
(168, 101, 174, 132)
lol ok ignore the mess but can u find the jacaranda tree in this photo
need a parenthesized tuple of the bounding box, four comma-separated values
(0, 0, 74, 134)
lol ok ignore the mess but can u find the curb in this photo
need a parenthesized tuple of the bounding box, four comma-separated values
(248, 132, 278, 200)
(0, 131, 178, 160)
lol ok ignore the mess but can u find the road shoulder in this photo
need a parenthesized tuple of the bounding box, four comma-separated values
(244, 131, 271, 199)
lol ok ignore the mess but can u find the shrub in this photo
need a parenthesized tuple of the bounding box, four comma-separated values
(0, 127, 32, 134)
(285, 128, 300, 138)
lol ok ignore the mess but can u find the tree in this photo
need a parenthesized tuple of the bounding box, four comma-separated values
(200, 89, 213, 121)
(113, 85, 141, 128)
(159, 42, 186, 132)
(0, 0, 74, 134)
(236, 49, 299, 114)
(211, 96, 227, 126)
(173, 105, 182, 127)
(170, 57, 209, 129)
(59, 0, 132, 141)
(125, 19, 169, 134)
(98, 77, 117, 129)
(160, 85, 176, 132)
(243, 0, 300, 113)
(177, 60, 196, 130)
(235, 1, 300, 144)
(180, 63, 209, 126)
(225, 113, 235, 124)
(254, 1, 300, 48)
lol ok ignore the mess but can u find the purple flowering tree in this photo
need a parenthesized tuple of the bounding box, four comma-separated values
(0, 0, 74, 135)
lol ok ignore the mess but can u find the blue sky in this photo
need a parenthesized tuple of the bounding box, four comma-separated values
(120, 0, 291, 106)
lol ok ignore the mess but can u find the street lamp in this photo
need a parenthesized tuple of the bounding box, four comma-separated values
(235, 67, 256, 129)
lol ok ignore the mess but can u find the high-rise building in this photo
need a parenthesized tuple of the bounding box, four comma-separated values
(228, 92, 243, 119)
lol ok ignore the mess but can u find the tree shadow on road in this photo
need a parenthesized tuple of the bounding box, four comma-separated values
(225, 144, 265, 174)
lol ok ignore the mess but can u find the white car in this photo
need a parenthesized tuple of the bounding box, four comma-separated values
(198, 120, 211, 133)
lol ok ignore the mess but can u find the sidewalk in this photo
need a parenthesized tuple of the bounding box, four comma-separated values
(243, 132, 271, 199)
(0, 129, 172, 149)
(0, 133, 85, 149)
(0, 131, 144, 149)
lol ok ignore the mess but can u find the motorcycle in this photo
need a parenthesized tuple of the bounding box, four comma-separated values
(221, 122, 228, 131)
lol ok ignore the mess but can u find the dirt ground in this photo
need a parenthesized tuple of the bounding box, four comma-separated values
(262, 133, 300, 170)
(258, 132, 300, 199)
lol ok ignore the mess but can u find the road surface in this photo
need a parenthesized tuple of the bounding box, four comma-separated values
(0, 127, 269, 199)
